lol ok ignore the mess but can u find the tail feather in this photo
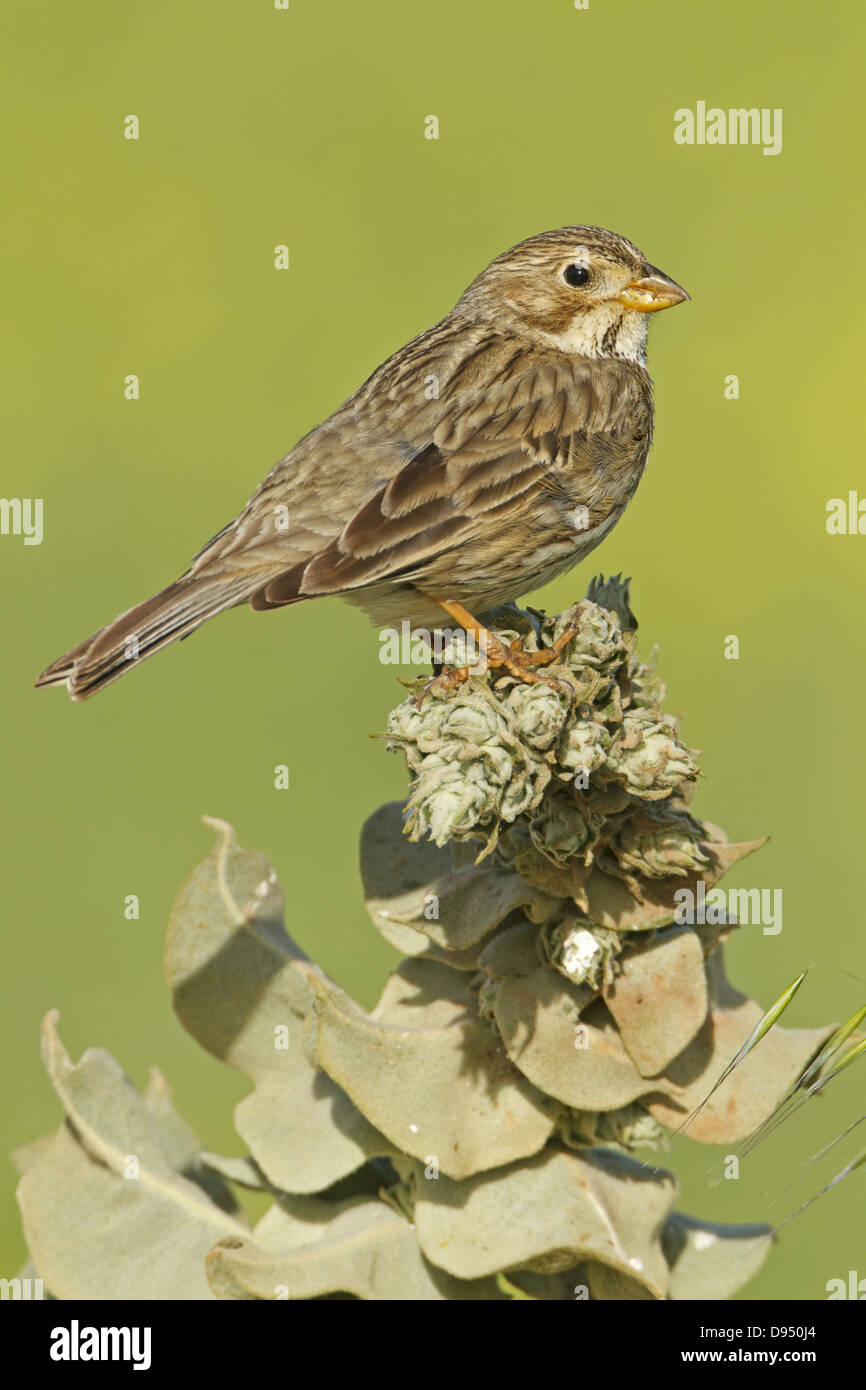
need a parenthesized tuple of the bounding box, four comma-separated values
(36, 571, 260, 700)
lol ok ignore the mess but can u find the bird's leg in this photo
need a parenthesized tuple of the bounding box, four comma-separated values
(437, 598, 579, 673)
(415, 598, 579, 705)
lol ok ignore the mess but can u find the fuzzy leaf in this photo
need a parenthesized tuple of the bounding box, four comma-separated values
(143, 1068, 242, 1216)
(577, 839, 767, 932)
(409, 1145, 676, 1293)
(15, 1012, 247, 1300)
(199, 1152, 274, 1193)
(305, 958, 560, 1180)
(361, 801, 553, 959)
(166, 818, 395, 1192)
(206, 1195, 500, 1300)
(480, 921, 678, 1110)
(586, 1263, 659, 1300)
(662, 1213, 772, 1300)
(603, 927, 708, 1077)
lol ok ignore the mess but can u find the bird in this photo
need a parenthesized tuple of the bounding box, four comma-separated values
(36, 225, 688, 701)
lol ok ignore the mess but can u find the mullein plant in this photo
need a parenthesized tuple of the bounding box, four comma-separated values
(13, 578, 862, 1300)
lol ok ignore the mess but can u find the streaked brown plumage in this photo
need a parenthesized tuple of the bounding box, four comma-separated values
(36, 225, 688, 700)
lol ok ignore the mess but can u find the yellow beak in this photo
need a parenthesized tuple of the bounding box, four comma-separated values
(617, 268, 689, 314)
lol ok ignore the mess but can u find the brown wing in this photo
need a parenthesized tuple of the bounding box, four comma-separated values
(251, 356, 650, 609)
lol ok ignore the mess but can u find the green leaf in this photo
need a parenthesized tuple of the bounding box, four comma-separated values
(772, 1143, 866, 1234)
(673, 969, 807, 1140)
(648, 952, 834, 1144)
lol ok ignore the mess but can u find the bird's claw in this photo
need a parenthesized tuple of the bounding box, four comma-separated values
(486, 620, 579, 684)
(413, 620, 579, 706)
(415, 665, 471, 708)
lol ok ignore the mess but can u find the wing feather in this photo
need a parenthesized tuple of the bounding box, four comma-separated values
(251, 354, 650, 609)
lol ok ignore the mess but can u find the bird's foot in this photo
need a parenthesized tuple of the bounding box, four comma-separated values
(414, 600, 580, 706)
(482, 622, 580, 684)
(415, 664, 471, 708)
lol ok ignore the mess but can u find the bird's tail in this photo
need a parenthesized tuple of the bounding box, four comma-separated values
(35, 569, 259, 700)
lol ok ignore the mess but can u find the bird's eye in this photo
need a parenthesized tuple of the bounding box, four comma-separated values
(563, 264, 590, 287)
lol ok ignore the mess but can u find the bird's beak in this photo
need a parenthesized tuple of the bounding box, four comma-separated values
(617, 265, 689, 314)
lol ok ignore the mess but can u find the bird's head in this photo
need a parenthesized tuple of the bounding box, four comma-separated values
(461, 225, 689, 365)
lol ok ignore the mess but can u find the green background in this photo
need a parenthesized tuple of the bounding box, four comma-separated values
(2, 0, 863, 1299)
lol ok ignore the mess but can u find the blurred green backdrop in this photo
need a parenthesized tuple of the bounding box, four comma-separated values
(2, 0, 863, 1299)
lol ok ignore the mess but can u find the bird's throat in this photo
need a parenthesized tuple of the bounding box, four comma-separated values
(544, 307, 648, 365)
